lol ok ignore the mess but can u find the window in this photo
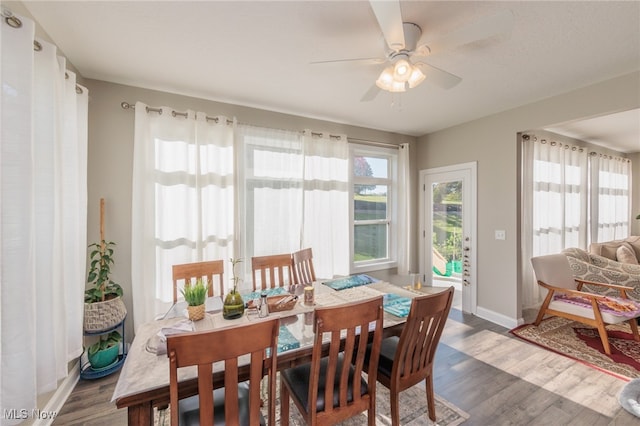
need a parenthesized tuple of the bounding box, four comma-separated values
(521, 134, 632, 308)
(350, 145, 398, 271)
(590, 154, 631, 242)
(237, 125, 304, 276)
(236, 126, 350, 281)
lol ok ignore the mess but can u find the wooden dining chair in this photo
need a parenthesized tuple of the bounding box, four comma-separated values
(365, 286, 454, 426)
(166, 317, 279, 426)
(292, 248, 316, 286)
(531, 253, 640, 355)
(280, 297, 384, 426)
(172, 260, 224, 304)
(251, 253, 294, 291)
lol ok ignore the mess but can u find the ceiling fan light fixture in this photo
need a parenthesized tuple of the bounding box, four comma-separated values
(376, 66, 394, 89)
(376, 68, 406, 92)
(393, 59, 411, 82)
(407, 67, 426, 88)
(389, 80, 406, 92)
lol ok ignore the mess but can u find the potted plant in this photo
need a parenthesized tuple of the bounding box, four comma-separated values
(181, 278, 209, 321)
(87, 330, 122, 369)
(83, 240, 127, 332)
(223, 258, 245, 319)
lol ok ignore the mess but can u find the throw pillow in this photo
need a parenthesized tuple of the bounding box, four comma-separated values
(617, 243, 639, 265)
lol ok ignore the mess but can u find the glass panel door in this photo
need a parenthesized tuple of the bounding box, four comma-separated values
(421, 162, 476, 314)
(431, 180, 463, 286)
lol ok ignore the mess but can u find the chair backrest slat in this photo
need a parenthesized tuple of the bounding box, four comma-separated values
(167, 318, 279, 426)
(394, 287, 453, 388)
(292, 248, 316, 286)
(251, 253, 293, 291)
(172, 260, 225, 303)
(310, 297, 383, 422)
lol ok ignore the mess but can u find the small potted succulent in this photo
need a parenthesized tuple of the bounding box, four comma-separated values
(181, 278, 209, 321)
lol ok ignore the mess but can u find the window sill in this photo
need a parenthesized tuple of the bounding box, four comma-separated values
(351, 260, 397, 275)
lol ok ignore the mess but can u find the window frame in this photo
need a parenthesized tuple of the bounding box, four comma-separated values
(349, 144, 398, 273)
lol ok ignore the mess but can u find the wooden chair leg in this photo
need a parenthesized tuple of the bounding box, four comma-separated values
(368, 394, 376, 426)
(426, 376, 436, 422)
(280, 381, 290, 426)
(629, 318, 640, 341)
(595, 322, 611, 355)
(534, 291, 554, 326)
(390, 387, 400, 426)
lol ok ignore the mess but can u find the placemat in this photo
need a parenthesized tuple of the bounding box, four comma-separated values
(265, 325, 301, 357)
(383, 293, 412, 318)
(322, 274, 378, 291)
(242, 286, 288, 302)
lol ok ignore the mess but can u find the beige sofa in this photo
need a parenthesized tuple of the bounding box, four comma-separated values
(589, 236, 640, 263)
(562, 247, 640, 301)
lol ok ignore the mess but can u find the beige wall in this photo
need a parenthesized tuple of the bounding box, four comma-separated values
(9, 0, 640, 332)
(632, 152, 640, 236)
(416, 71, 640, 326)
(84, 79, 416, 339)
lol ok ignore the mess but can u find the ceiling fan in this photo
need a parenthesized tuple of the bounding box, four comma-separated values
(314, 0, 514, 102)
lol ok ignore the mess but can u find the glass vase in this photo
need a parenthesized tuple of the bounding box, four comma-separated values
(223, 290, 244, 319)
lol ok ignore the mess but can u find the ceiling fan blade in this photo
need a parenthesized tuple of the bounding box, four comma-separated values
(369, 0, 405, 51)
(415, 62, 462, 89)
(423, 9, 514, 54)
(310, 57, 385, 65)
(361, 83, 381, 102)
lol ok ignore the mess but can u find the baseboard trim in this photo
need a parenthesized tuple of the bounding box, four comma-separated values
(475, 306, 519, 329)
(34, 361, 80, 426)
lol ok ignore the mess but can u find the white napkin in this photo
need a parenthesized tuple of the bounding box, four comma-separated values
(155, 319, 194, 355)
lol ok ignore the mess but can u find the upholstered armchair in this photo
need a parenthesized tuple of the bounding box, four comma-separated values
(562, 247, 640, 302)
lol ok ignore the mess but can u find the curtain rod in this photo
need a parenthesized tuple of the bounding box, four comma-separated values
(121, 101, 402, 149)
(120, 101, 233, 125)
(3, 7, 85, 95)
(523, 133, 630, 163)
(347, 137, 401, 149)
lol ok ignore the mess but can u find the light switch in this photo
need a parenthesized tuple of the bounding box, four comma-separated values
(495, 230, 506, 240)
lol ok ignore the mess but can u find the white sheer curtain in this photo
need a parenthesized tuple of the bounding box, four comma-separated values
(590, 154, 631, 242)
(521, 135, 588, 307)
(236, 126, 351, 283)
(1, 12, 88, 419)
(301, 130, 349, 279)
(131, 104, 235, 329)
(396, 143, 411, 275)
(236, 125, 303, 283)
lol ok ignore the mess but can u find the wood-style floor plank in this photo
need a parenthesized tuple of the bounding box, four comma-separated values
(53, 306, 639, 425)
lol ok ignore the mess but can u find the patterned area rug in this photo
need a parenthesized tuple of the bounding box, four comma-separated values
(511, 316, 640, 379)
(155, 378, 469, 425)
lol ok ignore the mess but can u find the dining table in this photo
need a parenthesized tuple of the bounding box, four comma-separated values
(112, 278, 424, 425)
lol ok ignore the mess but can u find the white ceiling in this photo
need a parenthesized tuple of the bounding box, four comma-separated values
(22, 1, 640, 153)
(546, 109, 640, 154)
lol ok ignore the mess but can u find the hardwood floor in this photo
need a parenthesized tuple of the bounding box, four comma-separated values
(53, 307, 639, 425)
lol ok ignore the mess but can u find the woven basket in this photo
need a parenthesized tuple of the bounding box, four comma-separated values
(187, 304, 206, 321)
(267, 295, 297, 313)
(84, 296, 127, 332)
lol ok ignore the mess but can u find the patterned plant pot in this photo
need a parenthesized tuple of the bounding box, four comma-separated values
(84, 296, 127, 332)
(187, 304, 205, 321)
